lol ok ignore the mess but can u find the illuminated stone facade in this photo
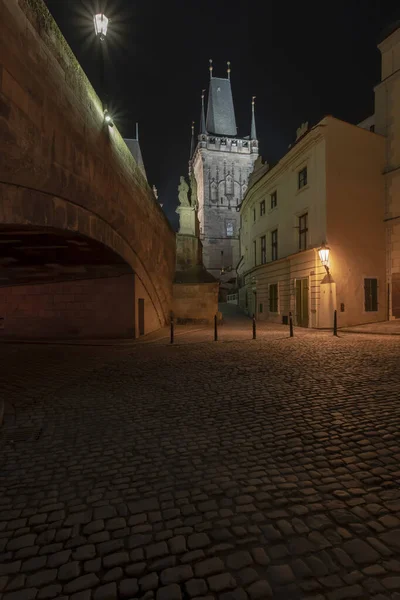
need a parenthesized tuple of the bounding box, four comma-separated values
(190, 71, 258, 289)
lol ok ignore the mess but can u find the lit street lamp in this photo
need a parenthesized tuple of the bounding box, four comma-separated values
(318, 242, 330, 273)
(93, 13, 109, 40)
(93, 12, 113, 126)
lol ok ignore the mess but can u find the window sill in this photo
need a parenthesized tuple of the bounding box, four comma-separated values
(268, 206, 278, 214)
(296, 184, 310, 196)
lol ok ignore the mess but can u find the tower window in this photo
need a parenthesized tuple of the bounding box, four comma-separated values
(270, 190, 277, 209)
(221, 197, 223, 204)
(260, 200, 265, 216)
(226, 221, 234, 237)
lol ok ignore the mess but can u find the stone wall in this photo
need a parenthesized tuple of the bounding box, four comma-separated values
(0, 0, 176, 333)
(173, 283, 219, 323)
(0, 275, 135, 339)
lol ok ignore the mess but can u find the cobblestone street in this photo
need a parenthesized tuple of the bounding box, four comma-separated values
(1, 329, 400, 600)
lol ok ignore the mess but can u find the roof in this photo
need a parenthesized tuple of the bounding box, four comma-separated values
(124, 138, 147, 181)
(378, 20, 400, 44)
(206, 77, 237, 137)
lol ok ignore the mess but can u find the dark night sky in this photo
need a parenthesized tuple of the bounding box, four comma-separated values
(44, 0, 399, 230)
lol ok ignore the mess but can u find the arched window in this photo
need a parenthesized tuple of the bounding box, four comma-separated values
(226, 175, 233, 195)
(211, 182, 217, 202)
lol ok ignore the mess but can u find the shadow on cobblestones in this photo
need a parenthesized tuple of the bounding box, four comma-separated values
(0, 335, 400, 599)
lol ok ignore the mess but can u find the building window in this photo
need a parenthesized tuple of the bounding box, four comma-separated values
(226, 220, 234, 237)
(259, 303, 263, 314)
(260, 200, 265, 216)
(253, 208, 256, 222)
(299, 213, 308, 251)
(253, 240, 257, 266)
(298, 167, 308, 189)
(364, 278, 378, 311)
(271, 229, 278, 261)
(269, 283, 278, 312)
(261, 235, 266, 264)
(270, 191, 277, 209)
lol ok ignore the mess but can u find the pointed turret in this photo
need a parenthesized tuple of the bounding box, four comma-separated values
(206, 61, 237, 137)
(251, 96, 257, 140)
(190, 121, 195, 159)
(200, 90, 206, 134)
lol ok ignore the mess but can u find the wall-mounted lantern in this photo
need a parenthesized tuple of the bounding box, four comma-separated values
(318, 242, 330, 273)
(104, 108, 114, 127)
(93, 13, 109, 40)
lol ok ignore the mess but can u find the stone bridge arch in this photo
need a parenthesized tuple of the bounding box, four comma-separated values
(0, 0, 176, 338)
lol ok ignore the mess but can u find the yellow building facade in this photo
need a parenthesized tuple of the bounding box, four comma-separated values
(238, 117, 386, 328)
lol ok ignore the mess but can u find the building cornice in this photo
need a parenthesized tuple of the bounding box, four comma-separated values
(240, 246, 318, 278)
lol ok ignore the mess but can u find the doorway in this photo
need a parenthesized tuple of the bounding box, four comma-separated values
(295, 278, 309, 327)
(138, 298, 145, 336)
(393, 273, 400, 318)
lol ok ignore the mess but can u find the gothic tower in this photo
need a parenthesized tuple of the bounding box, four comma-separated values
(190, 61, 259, 289)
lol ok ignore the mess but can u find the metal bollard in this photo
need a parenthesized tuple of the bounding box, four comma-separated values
(289, 311, 294, 337)
(214, 314, 218, 341)
(170, 315, 174, 344)
(252, 314, 256, 340)
(333, 309, 338, 336)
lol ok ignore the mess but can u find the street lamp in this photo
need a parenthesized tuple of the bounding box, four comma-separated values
(93, 12, 113, 126)
(103, 108, 114, 127)
(318, 242, 330, 273)
(93, 13, 109, 40)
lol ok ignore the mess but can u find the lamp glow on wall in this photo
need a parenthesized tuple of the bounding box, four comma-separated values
(93, 13, 109, 40)
(103, 108, 114, 127)
(318, 242, 330, 273)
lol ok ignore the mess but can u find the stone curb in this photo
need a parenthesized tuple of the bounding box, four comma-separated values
(340, 328, 400, 336)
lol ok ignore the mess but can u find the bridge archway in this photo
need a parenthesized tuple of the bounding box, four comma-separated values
(0, 183, 165, 339)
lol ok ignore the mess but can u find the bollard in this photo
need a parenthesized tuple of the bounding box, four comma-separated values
(170, 315, 174, 344)
(214, 314, 218, 341)
(289, 311, 294, 337)
(333, 309, 338, 336)
(252, 314, 256, 340)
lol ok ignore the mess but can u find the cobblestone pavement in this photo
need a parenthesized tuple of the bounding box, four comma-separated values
(1, 331, 400, 600)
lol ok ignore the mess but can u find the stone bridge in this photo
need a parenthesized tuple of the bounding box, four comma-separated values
(0, 0, 175, 339)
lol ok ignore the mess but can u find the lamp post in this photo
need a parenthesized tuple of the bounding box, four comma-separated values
(93, 13, 113, 126)
(318, 242, 330, 274)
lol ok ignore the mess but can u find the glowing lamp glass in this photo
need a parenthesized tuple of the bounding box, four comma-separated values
(93, 14, 109, 38)
(318, 244, 330, 267)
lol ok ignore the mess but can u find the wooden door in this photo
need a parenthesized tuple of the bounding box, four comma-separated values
(392, 273, 400, 318)
(295, 278, 309, 327)
(138, 298, 145, 336)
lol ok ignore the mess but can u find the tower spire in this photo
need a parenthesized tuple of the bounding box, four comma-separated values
(209, 58, 213, 79)
(227, 61, 231, 80)
(251, 96, 257, 140)
(136, 122, 139, 141)
(190, 121, 195, 158)
(200, 89, 206, 134)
